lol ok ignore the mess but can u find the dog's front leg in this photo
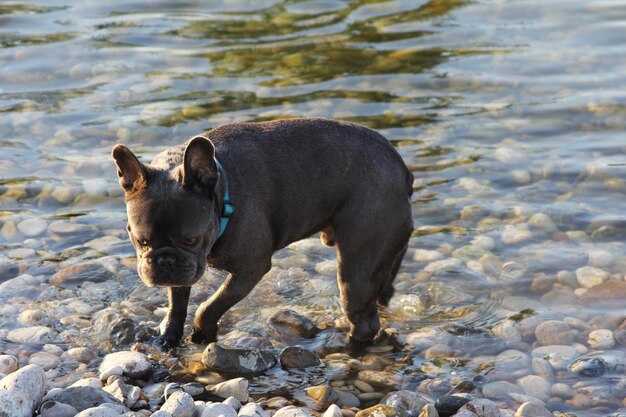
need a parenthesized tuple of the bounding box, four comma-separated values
(157, 286, 191, 350)
(191, 269, 267, 344)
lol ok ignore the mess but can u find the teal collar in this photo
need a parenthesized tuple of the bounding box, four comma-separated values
(215, 159, 234, 238)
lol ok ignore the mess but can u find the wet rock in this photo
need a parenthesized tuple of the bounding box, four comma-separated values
(7, 325, 58, 344)
(203, 403, 238, 417)
(279, 347, 321, 369)
(99, 351, 152, 380)
(434, 395, 471, 417)
(150, 412, 173, 417)
(531, 357, 554, 381)
(381, 390, 429, 417)
(335, 390, 360, 408)
(103, 377, 141, 408)
(323, 404, 342, 417)
(273, 406, 313, 417)
(517, 375, 550, 401)
(532, 345, 580, 370)
(161, 391, 195, 417)
(580, 280, 626, 306)
(0, 354, 18, 374)
(501, 225, 533, 245)
(514, 401, 551, 417)
(534, 320, 577, 346)
(0, 364, 46, 417)
(528, 213, 557, 233)
(39, 400, 79, 417)
(29, 351, 61, 370)
(588, 329, 615, 349)
(482, 381, 523, 400)
(74, 406, 120, 417)
(50, 262, 114, 287)
(63, 347, 96, 364)
(223, 397, 241, 412)
(163, 382, 182, 400)
(208, 377, 249, 403)
(357, 370, 400, 389)
(202, 343, 277, 375)
(570, 356, 608, 377)
(413, 250, 444, 263)
(551, 383, 575, 399)
(453, 399, 500, 417)
(575, 266, 608, 289)
(52, 386, 124, 412)
(418, 404, 438, 417)
(405, 328, 452, 351)
(182, 382, 206, 400)
(306, 386, 339, 407)
(355, 380, 375, 393)
(17, 217, 47, 237)
(494, 350, 530, 373)
(268, 309, 318, 339)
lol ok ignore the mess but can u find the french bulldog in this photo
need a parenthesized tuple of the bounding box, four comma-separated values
(112, 118, 413, 349)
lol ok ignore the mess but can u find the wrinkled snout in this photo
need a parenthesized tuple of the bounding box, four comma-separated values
(137, 246, 200, 287)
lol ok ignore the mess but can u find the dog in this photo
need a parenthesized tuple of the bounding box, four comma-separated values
(112, 118, 413, 349)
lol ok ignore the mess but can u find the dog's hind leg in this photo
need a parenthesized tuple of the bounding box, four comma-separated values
(377, 243, 408, 307)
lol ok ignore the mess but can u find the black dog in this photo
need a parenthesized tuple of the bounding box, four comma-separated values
(112, 118, 413, 349)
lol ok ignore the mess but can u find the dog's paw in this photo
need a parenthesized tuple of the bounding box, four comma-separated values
(155, 331, 182, 351)
(190, 326, 217, 344)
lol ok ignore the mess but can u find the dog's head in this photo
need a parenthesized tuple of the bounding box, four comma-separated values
(112, 136, 221, 287)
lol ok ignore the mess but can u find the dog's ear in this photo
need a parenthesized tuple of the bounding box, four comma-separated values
(111, 144, 148, 195)
(182, 135, 218, 195)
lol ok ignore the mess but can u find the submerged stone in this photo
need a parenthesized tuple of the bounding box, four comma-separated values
(202, 343, 277, 375)
(279, 346, 321, 369)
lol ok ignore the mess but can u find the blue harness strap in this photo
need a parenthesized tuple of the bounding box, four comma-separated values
(214, 159, 234, 238)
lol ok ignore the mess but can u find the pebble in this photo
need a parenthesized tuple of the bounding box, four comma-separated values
(418, 404, 439, 417)
(576, 266, 609, 288)
(223, 397, 241, 412)
(0, 355, 18, 374)
(535, 320, 577, 346)
(482, 381, 523, 400)
(434, 395, 470, 417)
(161, 391, 196, 417)
(50, 262, 114, 287)
(413, 249, 444, 262)
(532, 345, 580, 370)
(202, 343, 277, 375)
(7, 325, 58, 344)
(238, 402, 266, 417)
(501, 225, 533, 245)
(268, 309, 318, 339)
(74, 406, 121, 417)
(63, 347, 96, 363)
(381, 390, 428, 416)
(39, 400, 79, 417)
(17, 218, 47, 237)
(29, 352, 61, 370)
(569, 355, 608, 377)
(454, 399, 500, 417)
(150, 412, 173, 417)
(51, 386, 123, 412)
(208, 378, 250, 403)
(279, 347, 321, 369)
(514, 402, 551, 417)
(202, 403, 238, 417)
(273, 406, 313, 417)
(98, 351, 152, 380)
(517, 375, 551, 401)
(354, 380, 375, 393)
(0, 364, 46, 417)
(588, 329, 615, 349)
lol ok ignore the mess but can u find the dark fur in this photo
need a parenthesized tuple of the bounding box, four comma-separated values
(112, 118, 413, 348)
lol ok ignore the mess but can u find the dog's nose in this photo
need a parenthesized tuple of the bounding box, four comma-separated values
(156, 254, 176, 268)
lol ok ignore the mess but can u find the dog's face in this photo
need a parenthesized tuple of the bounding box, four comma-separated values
(112, 137, 220, 287)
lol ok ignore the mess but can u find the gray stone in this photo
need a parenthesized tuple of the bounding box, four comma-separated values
(202, 343, 276, 375)
(576, 266, 608, 288)
(482, 381, 523, 400)
(74, 406, 121, 417)
(531, 345, 580, 370)
(0, 364, 46, 417)
(418, 404, 439, 417)
(18, 217, 47, 237)
(517, 375, 550, 401)
(52, 386, 123, 412)
(268, 310, 318, 339)
(208, 378, 249, 403)
(29, 351, 61, 370)
(63, 347, 96, 364)
(454, 399, 501, 417)
(50, 262, 114, 288)
(535, 321, 577, 346)
(434, 395, 470, 417)
(161, 391, 195, 417)
(380, 390, 429, 417)
(273, 406, 313, 417)
(279, 347, 321, 369)
(223, 397, 241, 412)
(7, 325, 58, 344)
(99, 351, 152, 380)
(0, 354, 18, 374)
(103, 378, 141, 408)
(39, 400, 79, 417)
(150, 412, 173, 417)
(514, 402, 551, 417)
(202, 403, 238, 417)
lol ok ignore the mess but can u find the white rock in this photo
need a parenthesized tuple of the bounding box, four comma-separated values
(195, 401, 207, 417)
(209, 378, 249, 403)
(413, 249, 444, 263)
(322, 404, 342, 417)
(528, 213, 556, 233)
(471, 236, 496, 251)
(28, 352, 61, 370)
(7, 325, 58, 344)
(495, 147, 522, 164)
(70, 377, 103, 388)
(501, 225, 533, 245)
(99, 351, 151, 379)
(223, 396, 241, 411)
(202, 402, 238, 417)
(273, 406, 313, 417)
(238, 403, 267, 417)
(17, 217, 47, 237)
(423, 258, 462, 274)
(0, 364, 47, 417)
(588, 329, 615, 350)
(575, 266, 608, 289)
(151, 411, 173, 417)
(511, 169, 531, 184)
(74, 406, 121, 417)
(161, 391, 195, 417)
(0, 355, 18, 374)
(515, 401, 551, 417)
(532, 345, 580, 370)
(588, 250, 614, 268)
(517, 375, 551, 401)
(99, 366, 124, 382)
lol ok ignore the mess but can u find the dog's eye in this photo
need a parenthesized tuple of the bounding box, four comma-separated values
(184, 237, 198, 246)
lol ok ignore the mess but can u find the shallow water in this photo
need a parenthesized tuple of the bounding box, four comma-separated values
(2, 0, 626, 415)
